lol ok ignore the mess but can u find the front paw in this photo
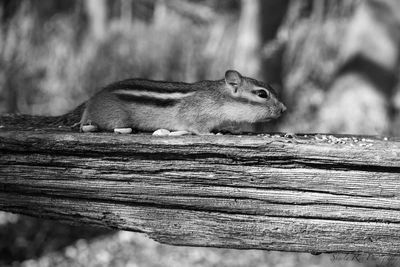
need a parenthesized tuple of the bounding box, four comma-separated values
(152, 129, 171, 136)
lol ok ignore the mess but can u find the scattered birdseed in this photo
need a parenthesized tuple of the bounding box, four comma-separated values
(284, 133, 296, 138)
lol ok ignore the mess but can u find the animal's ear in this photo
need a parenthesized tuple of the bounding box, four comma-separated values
(225, 70, 242, 93)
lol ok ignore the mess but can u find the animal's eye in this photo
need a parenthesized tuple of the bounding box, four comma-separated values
(255, 90, 269, 99)
(229, 82, 238, 87)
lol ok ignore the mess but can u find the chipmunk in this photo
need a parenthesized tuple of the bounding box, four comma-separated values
(80, 70, 286, 135)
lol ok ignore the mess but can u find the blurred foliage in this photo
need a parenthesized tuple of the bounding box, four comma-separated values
(0, 0, 239, 116)
(275, 0, 400, 135)
(279, 1, 358, 133)
(0, 212, 111, 266)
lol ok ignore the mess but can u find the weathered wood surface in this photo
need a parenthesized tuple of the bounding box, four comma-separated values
(1, 126, 400, 255)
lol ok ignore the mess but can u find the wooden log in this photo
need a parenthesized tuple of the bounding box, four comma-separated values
(0, 128, 400, 255)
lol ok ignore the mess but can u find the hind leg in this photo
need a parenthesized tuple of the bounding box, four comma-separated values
(81, 118, 132, 134)
(80, 97, 132, 133)
(80, 109, 99, 132)
(107, 115, 133, 134)
(102, 114, 133, 134)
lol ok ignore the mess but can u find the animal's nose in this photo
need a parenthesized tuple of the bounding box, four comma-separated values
(280, 103, 287, 113)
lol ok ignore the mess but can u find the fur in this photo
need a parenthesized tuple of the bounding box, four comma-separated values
(80, 70, 286, 134)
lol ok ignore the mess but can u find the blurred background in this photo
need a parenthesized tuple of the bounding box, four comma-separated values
(1, 0, 400, 266)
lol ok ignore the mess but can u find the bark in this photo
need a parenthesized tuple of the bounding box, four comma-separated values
(0, 123, 399, 255)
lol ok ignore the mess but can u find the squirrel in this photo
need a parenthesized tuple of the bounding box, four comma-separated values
(79, 70, 286, 135)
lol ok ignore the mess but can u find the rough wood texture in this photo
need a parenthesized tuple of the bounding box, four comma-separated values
(0, 124, 400, 255)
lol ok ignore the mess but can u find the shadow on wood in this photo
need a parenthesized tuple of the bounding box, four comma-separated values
(0, 115, 399, 256)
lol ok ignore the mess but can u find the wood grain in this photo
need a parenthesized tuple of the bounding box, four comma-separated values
(0, 129, 400, 255)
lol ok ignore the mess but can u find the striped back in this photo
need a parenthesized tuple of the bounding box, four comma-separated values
(107, 78, 197, 107)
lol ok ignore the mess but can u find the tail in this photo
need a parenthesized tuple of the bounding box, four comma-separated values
(0, 103, 86, 130)
(51, 103, 86, 129)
